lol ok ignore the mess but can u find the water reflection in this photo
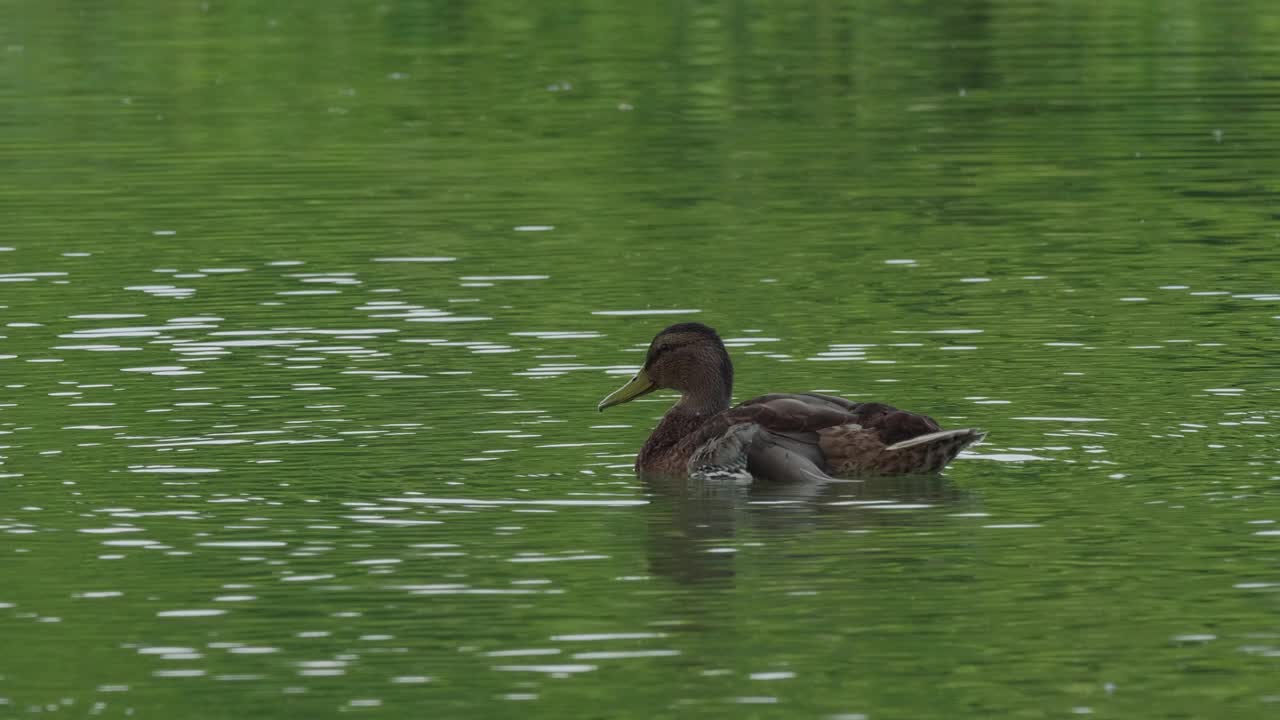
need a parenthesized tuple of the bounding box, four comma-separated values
(641, 472, 977, 586)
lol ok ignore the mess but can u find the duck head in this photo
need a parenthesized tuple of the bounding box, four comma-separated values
(598, 322, 734, 414)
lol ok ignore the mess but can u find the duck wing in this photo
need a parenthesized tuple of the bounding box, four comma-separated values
(684, 394, 855, 482)
(685, 393, 959, 481)
(737, 393, 943, 445)
(685, 420, 833, 483)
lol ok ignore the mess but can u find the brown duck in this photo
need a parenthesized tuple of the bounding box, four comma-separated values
(598, 322, 985, 481)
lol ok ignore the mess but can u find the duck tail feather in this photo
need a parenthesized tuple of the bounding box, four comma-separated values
(886, 428, 986, 452)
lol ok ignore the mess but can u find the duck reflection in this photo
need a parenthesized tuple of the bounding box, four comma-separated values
(640, 472, 978, 586)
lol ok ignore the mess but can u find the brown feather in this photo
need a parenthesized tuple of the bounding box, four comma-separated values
(608, 323, 984, 479)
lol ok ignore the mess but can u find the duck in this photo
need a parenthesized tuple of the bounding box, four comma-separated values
(598, 322, 985, 481)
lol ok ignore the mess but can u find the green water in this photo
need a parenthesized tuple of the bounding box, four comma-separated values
(2, 1, 1279, 717)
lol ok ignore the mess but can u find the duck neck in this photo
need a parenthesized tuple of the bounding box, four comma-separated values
(672, 389, 730, 416)
(636, 386, 729, 472)
(671, 366, 732, 417)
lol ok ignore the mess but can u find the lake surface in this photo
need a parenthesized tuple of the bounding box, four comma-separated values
(2, 1, 1279, 717)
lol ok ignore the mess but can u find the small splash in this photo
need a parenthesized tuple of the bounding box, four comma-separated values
(386, 496, 646, 507)
(983, 523, 1042, 529)
(509, 331, 602, 339)
(459, 275, 548, 281)
(964, 452, 1050, 462)
(592, 309, 701, 316)
(484, 649, 561, 657)
(493, 664, 596, 674)
(749, 671, 796, 680)
(1012, 416, 1107, 423)
(197, 541, 287, 548)
(551, 632, 666, 641)
(156, 609, 226, 618)
(572, 650, 681, 659)
(128, 466, 220, 474)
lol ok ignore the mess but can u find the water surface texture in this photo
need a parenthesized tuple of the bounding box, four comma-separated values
(3, 1, 1279, 718)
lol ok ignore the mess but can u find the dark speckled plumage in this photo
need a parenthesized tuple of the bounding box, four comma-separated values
(600, 323, 985, 481)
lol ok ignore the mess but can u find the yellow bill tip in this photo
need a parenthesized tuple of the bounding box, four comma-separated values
(598, 369, 656, 411)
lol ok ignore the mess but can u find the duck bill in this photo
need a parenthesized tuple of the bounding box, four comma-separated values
(598, 370, 657, 411)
